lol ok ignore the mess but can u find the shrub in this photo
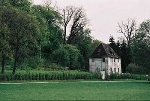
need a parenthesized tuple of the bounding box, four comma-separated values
(126, 63, 147, 74)
(109, 73, 147, 80)
(1, 70, 102, 81)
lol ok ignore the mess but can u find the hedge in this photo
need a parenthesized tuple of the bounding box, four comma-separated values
(0, 71, 102, 81)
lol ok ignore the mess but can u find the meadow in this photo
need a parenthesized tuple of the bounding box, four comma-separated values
(0, 81, 150, 100)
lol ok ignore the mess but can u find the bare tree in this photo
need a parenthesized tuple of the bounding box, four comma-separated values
(62, 6, 76, 44)
(118, 18, 136, 46)
(67, 7, 88, 44)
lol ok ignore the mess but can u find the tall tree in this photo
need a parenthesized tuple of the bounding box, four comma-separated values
(71, 28, 93, 70)
(120, 40, 131, 73)
(0, 15, 12, 74)
(131, 20, 150, 73)
(62, 6, 75, 44)
(68, 7, 88, 44)
(8, 0, 31, 12)
(31, 5, 63, 61)
(118, 18, 136, 46)
(52, 44, 82, 70)
(91, 39, 101, 53)
(1, 6, 40, 74)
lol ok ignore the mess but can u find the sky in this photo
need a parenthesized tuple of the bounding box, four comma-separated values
(33, 0, 150, 43)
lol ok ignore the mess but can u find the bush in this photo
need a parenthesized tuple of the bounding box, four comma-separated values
(126, 63, 147, 74)
(45, 63, 65, 71)
(109, 73, 147, 80)
(1, 70, 102, 81)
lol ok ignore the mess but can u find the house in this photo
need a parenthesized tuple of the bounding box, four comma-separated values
(89, 43, 121, 79)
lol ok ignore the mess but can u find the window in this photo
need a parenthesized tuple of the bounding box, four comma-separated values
(114, 59, 115, 62)
(92, 59, 94, 62)
(114, 68, 116, 73)
(118, 68, 119, 72)
(118, 59, 119, 62)
(103, 58, 105, 62)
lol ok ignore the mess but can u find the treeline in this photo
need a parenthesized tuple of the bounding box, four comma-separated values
(109, 19, 150, 74)
(0, 0, 101, 74)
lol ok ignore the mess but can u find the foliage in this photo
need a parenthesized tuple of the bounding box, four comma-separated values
(52, 44, 84, 70)
(0, 15, 12, 74)
(126, 63, 147, 74)
(131, 20, 150, 73)
(109, 36, 131, 73)
(0, 6, 40, 74)
(31, 5, 63, 61)
(0, 0, 31, 12)
(0, 1, 94, 74)
(108, 73, 147, 80)
(90, 39, 101, 53)
(1, 70, 101, 81)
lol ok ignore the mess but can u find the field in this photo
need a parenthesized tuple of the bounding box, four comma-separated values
(0, 81, 150, 100)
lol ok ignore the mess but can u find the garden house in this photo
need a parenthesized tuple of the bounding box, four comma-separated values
(89, 43, 121, 79)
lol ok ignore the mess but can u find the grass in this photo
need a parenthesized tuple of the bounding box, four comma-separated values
(0, 81, 150, 100)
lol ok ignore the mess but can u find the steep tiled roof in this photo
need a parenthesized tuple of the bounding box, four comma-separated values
(90, 43, 120, 58)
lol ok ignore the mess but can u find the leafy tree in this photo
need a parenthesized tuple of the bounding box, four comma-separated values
(0, 0, 10, 6)
(1, 6, 40, 74)
(69, 28, 93, 70)
(52, 44, 82, 70)
(0, 15, 12, 74)
(109, 36, 117, 51)
(120, 40, 131, 73)
(109, 36, 130, 73)
(31, 5, 63, 61)
(131, 20, 150, 74)
(91, 39, 101, 53)
(8, 0, 31, 12)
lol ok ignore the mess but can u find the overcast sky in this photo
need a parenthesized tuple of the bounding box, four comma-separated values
(33, 0, 150, 43)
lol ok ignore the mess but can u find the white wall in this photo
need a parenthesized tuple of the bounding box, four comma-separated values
(107, 58, 121, 75)
(89, 58, 108, 73)
(89, 57, 121, 75)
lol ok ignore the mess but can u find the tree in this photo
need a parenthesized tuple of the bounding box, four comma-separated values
(0, 0, 10, 6)
(70, 28, 93, 70)
(8, 0, 31, 12)
(1, 6, 40, 74)
(52, 44, 82, 70)
(109, 36, 131, 73)
(91, 39, 101, 53)
(62, 6, 75, 44)
(67, 7, 88, 44)
(118, 18, 136, 46)
(0, 16, 12, 74)
(131, 20, 150, 74)
(31, 5, 63, 61)
(120, 40, 131, 73)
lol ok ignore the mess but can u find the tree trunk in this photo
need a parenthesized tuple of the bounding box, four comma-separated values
(12, 59, 17, 75)
(1, 55, 5, 74)
(63, 26, 66, 44)
(12, 49, 18, 75)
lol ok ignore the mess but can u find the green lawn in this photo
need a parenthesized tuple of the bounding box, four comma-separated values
(0, 81, 150, 100)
